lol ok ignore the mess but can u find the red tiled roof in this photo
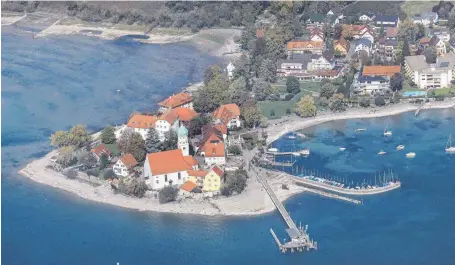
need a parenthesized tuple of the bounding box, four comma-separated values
(158, 92, 192, 109)
(211, 165, 224, 177)
(362, 66, 401, 77)
(127, 114, 157, 129)
(181, 181, 197, 192)
(419, 37, 431, 45)
(183, 155, 199, 167)
(214, 124, 227, 135)
(92, 144, 110, 158)
(202, 141, 225, 157)
(213, 104, 240, 126)
(200, 124, 224, 149)
(287, 40, 323, 50)
(386, 27, 398, 38)
(187, 170, 208, 177)
(171, 107, 199, 122)
(146, 149, 193, 175)
(334, 37, 350, 50)
(119, 153, 137, 169)
(159, 109, 179, 124)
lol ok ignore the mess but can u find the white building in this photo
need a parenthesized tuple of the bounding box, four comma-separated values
(226, 62, 235, 79)
(404, 53, 455, 89)
(308, 51, 334, 71)
(143, 149, 198, 190)
(113, 153, 137, 177)
(355, 38, 372, 55)
(359, 12, 375, 22)
(212, 104, 241, 129)
(353, 73, 390, 96)
(125, 111, 179, 142)
(431, 28, 451, 42)
(199, 124, 226, 166)
(412, 12, 438, 27)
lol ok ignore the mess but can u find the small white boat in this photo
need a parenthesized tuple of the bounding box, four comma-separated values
(378, 150, 386, 155)
(300, 149, 310, 156)
(383, 124, 392, 136)
(355, 128, 366, 132)
(288, 135, 297, 140)
(296, 133, 306, 139)
(396, 145, 405, 151)
(339, 147, 346, 151)
(406, 152, 416, 158)
(268, 148, 278, 152)
(292, 152, 301, 156)
(446, 134, 455, 153)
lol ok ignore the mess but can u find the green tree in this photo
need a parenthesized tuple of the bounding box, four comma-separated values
(101, 125, 116, 144)
(159, 185, 179, 203)
(258, 58, 277, 82)
(162, 130, 178, 151)
(117, 128, 146, 162)
(416, 23, 425, 39)
(228, 76, 250, 105)
(77, 149, 97, 170)
(203, 64, 224, 85)
(295, 95, 317, 117)
(286, 76, 300, 94)
(227, 145, 242, 155)
(253, 78, 274, 101)
(270, 109, 275, 117)
(226, 169, 248, 194)
(375, 96, 386, 106)
(329, 93, 347, 112)
(241, 104, 262, 129)
(359, 97, 370, 107)
(424, 46, 437, 64)
(50, 130, 69, 147)
(145, 128, 162, 153)
(99, 153, 109, 169)
(320, 83, 336, 99)
(57, 146, 76, 167)
(189, 116, 211, 137)
(390, 73, 404, 92)
(103, 168, 115, 180)
(68, 124, 90, 148)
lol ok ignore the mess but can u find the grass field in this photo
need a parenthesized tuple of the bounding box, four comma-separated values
(259, 81, 322, 119)
(401, 1, 439, 17)
(433, 87, 455, 96)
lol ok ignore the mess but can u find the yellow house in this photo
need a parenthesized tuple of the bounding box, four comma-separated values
(334, 37, 350, 56)
(202, 165, 224, 193)
(187, 170, 208, 186)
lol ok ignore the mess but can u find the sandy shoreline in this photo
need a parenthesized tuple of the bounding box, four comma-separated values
(266, 100, 455, 144)
(19, 150, 306, 216)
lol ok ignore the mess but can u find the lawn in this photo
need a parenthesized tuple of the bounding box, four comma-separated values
(433, 87, 455, 96)
(105, 143, 120, 157)
(401, 1, 439, 17)
(259, 81, 322, 119)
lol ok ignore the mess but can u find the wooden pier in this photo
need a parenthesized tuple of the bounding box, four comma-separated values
(251, 167, 317, 253)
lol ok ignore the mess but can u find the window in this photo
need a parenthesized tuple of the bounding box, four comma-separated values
(157, 180, 159, 184)
(178, 172, 181, 180)
(165, 175, 168, 182)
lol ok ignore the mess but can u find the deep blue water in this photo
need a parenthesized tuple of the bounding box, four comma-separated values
(2, 25, 455, 265)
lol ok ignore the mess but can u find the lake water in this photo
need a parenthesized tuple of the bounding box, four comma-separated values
(2, 25, 455, 265)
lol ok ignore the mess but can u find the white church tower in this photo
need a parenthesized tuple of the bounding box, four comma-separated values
(177, 124, 189, 156)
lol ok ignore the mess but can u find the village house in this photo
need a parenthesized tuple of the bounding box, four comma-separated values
(126, 110, 180, 142)
(188, 169, 209, 187)
(342, 24, 375, 42)
(374, 15, 400, 28)
(419, 36, 446, 55)
(334, 37, 350, 56)
(198, 124, 226, 166)
(202, 165, 223, 194)
(412, 12, 438, 26)
(404, 53, 455, 89)
(212, 103, 241, 129)
(308, 51, 335, 71)
(385, 27, 398, 40)
(430, 28, 451, 42)
(143, 149, 198, 190)
(158, 92, 193, 113)
(376, 38, 399, 60)
(276, 59, 310, 77)
(125, 114, 157, 140)
(309, 27, 324, 42)
(287, 40, 324, 56)
(355, 38, 372, 55)
(327, 7, 343, 20)
(113, 153, 137, 177)
(180, 180, 198, 195)
(352, 74, 390, 96)
(359, 12, 376, 22)
(91, 144, 111, 161)
(170, 107, 199, 125)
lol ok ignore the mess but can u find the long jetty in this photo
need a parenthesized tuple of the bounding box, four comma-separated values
(251, 167, 317, 253)
(290, 175, 401, 196)
(302, 186, 362, 204)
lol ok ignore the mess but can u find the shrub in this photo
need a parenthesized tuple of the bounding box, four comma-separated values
(103, 169, 115, 180)
(86, 168, 101, 177)
(159, 186, 179, 204)
(374, 96, 386, 106)
(359, 97, 370, 107)
(220, 186, 232, 196)
(64, 170, 78, 179)
(227, 145, 242, 155)
(286, 108, 292, 115)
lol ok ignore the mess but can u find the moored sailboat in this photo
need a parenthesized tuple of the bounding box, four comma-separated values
(446, 134, 455, 153)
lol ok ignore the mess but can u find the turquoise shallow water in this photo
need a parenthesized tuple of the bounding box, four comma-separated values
(2, 25, 455, 265)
